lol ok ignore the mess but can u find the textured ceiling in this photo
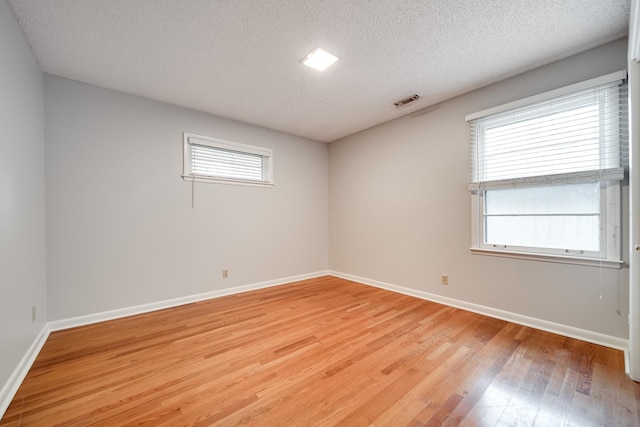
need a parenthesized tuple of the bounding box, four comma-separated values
(8, 0, 631, 142)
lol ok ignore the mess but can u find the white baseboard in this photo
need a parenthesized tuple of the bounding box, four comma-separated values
(0, 270, 329, 419)
(0, 324, 51, 419)
(48, 271, 330, 332)
(329, 270, 629, 352)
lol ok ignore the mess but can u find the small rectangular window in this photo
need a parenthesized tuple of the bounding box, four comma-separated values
(183, 133, 274, 187)
(466, 71, 627, 266)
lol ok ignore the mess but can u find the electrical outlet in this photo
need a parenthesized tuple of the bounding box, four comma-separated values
(441, 274, 448, 285)
(222, 269, 229, 279)
(32, 305, 36, 322)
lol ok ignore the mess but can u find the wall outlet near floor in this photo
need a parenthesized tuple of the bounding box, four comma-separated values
(441, 274, 448, 285)
(222, 269, 229, 279)
(32, 305, 36, 322)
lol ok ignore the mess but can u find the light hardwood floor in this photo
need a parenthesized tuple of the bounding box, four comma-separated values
(2, 276, 639, 426)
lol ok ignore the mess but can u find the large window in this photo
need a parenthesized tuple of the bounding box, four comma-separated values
(182, 133, 274, 187)
(467, 71, 627, 266)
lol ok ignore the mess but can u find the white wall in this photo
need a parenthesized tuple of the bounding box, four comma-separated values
(0, 0, 47, 389)
(45, 76, 329, 320)
(329, 39, 630, 339)
(628, 57, 640, 379)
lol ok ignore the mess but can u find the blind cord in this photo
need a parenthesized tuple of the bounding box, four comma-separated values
(600, 258, 604, 300)
(600, 169, 604, 300)
(191, 177, 196, 209)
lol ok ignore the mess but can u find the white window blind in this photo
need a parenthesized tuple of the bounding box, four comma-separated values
(191, 144, 265, 182)
(469, 75, 627, 191)
(183, 133, 273, 187)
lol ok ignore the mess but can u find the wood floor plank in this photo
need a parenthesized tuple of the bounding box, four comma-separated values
(1, 276, 639, 426)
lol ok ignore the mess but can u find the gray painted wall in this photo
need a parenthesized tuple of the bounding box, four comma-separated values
(0, 0, 47, 389)
(1, 0, 632, 406)
(45, 76, 329, 320)
(329, 39, 630, 339)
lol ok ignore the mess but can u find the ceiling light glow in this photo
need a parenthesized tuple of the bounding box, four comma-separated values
(301, 47, 339, 71)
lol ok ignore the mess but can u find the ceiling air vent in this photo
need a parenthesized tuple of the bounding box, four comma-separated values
(393, 94, 421, 109)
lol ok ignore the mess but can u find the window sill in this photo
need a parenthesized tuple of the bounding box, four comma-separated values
(182, 175, 275, 188)
(470, 247, 624, 269)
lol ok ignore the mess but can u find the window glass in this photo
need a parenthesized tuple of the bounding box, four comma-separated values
(484, 183, 600, 251)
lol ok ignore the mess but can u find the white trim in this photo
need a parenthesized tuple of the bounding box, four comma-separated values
(0, 270, 329, 419)
(328, 271, 628, 352)
(470, 247, 624, 269)
(630, 0, 640, 62)
(0, 325, 51, 419)
(465, 70, 626, 121)
(181, 175, 275, 188)
(49, 271, 329, 332)
(468, 168, 625, 191)
(185, 133, 272, 158)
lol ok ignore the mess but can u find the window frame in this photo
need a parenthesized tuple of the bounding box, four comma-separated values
(467, 71, 626, 268)
(471, 182, 621, 267)
(182, 132, 274, 187)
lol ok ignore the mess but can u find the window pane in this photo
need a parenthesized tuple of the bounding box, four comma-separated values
(484, 183, 600, 251)
(485, 215, 599, 251)
(485, 183, 599, 215)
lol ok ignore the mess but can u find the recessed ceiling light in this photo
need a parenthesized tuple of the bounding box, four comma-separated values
(301, 47, 339, 72)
